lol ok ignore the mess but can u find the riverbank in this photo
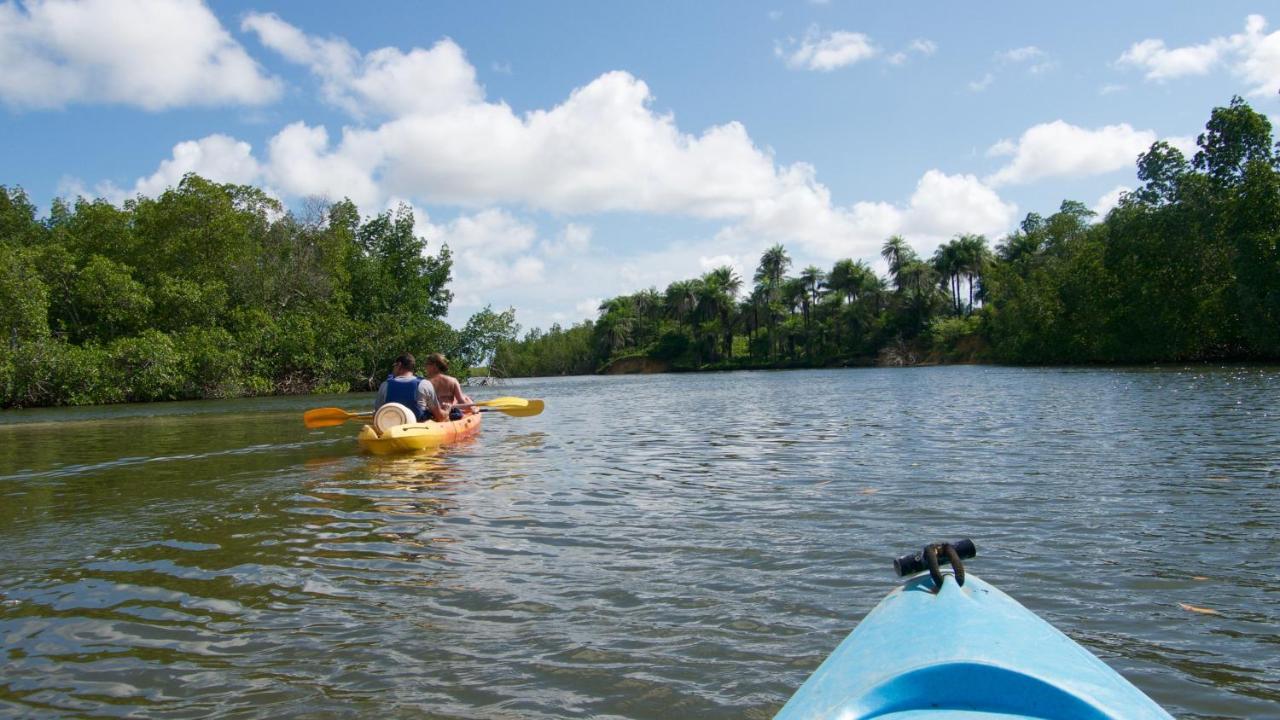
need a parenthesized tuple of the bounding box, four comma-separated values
(556, 333, 986, 376)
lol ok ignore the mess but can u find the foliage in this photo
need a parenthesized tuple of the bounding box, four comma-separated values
(498, 98, 1280, 374)
(0, 174, 489, 407)
(4, 98, 1277, 398)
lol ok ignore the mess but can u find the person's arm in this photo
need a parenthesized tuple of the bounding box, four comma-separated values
(453, 379, 476, 413)
(418, 380, 448, 422)
(374, 381, 388, 412)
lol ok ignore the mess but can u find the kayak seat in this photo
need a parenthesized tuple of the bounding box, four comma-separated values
(852, 662, 1112, 720)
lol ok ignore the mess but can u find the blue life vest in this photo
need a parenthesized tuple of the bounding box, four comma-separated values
(384, 375, 427, 421)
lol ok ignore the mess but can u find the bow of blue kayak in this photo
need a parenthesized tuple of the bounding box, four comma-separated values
(775, 571, 1173, 719)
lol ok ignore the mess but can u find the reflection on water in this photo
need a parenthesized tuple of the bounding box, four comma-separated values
(1, 367, 1278, 718)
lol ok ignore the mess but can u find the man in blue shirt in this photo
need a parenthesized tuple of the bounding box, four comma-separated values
(374, 353, 447, 422)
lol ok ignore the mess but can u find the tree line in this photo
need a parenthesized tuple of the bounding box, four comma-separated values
(0, 176, 517, 407)
(495, 98, 1280, 375)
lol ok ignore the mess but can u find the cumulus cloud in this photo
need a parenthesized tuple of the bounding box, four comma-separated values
(1118, 14, 1280, 96)
(1233, 15, 1280, 95)
(95, 13, 1023, 328)
(778, 27, 877, 71)
(888, 38, 937, 65)
(574, 298, 603, 317)
(1164, 135, 1198, 158)
(243, 11, 483, 118)
(986, 121, 1157, 186)
(62, 134, 266, 204)
(998, 46, 1045, 64)
(264, 122, 383, 208)
(995, 45, 1057, 75)
(0, 0, 280, 110)
(428, 209, 546, 301)
(1118, 38, 1224, 81)
(725, 168, 1016, 260)
(436, 208, 536, 255)
(133, 134, 262, 196)
(1093, 185, 1131, 217)
(968, 73, 995, 92)
(540, 223, 592, 257)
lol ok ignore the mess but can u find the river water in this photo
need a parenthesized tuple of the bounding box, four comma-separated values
(0, 366, 1277, 719)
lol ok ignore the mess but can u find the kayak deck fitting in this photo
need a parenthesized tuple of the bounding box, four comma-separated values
(355, 412, 482, 454)
(774, 540, 1173, 719)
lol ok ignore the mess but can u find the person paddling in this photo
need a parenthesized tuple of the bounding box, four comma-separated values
(375, 353, 447, 422)
(423, 353, 474, 420)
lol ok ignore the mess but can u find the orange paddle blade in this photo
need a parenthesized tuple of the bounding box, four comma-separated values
(303, 407, 372, 428)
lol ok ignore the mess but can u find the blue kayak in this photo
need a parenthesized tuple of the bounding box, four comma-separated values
(775, 543, 1173, 719)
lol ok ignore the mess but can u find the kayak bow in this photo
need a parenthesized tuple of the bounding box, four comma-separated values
(775, 541, 1173, 719)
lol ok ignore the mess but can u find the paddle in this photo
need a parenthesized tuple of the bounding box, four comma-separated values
(481, 399, 544, 417)
(303, 397, 543, 428)
(302, 407, 372, 428)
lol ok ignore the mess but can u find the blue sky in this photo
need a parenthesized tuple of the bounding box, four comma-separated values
(2, 0, 1277, 330)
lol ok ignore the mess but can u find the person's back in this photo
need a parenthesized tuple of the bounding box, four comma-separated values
(375, 353, 446, 423)
(423, 353, 472, 419)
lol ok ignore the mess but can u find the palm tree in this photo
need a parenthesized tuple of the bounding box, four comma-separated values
(932, 239, 963, 316)
(754, 244, 791, 359)
(596, 297, 635, 354)
(701, 265, 742, 359)
(799, 265, 825, 309)
(746, 285, 768, 360)
(957, 234, 991, 314)
(827, 259, 861, 305)
(664, 279, 700, 330)
(633, 287, 662, 345)
(881, 235, 917, 291)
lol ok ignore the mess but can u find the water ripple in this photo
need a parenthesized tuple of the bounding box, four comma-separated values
(1, 367, 1278, 718)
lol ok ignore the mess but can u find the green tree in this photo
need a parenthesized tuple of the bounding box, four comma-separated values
(459, 306, 520, 370)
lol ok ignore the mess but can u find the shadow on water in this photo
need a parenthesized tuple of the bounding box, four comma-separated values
(1, 369, 1278, 718)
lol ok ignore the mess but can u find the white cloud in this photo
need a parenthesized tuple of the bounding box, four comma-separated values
(993, 46, 1057, 75)
(541, 223, 592, 257)
(1118, 38, 1223, 81)
(1234, 15, 1280, 96)
(998, 46, 1045, 64)
(264, 121, 383, 208)
(61, 134, 266, 204)
(699, 254, 737, 271)
(968, 73, 994, 92)
(437, 208, 536, 255)
(986, 138, 1017, 157)
(986, 121, 1157, 186)
(1093, 185, 1131, 216)
(1099, 83, 1127, 95)
(574, 298, 602, 317)
(133, 134, 262, 197)
(910, 39, 938, 56)
(724, 168, 1016, 260)
(889, 38, 937, 65)
(1118, 14, 1280, 96)
(238, 14, 1018, 263)
(243, 12, 482, 119)
(429, 208, 545, 299)
(778, 27, 877, 71)
(902, 170, 1016, 239)
(0, 0, 280, 110)
(83, 13, 1023, 329)
(1164, 135, 1197, 158)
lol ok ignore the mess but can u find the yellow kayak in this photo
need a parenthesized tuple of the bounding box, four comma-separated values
(356, 412, 482, 455)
